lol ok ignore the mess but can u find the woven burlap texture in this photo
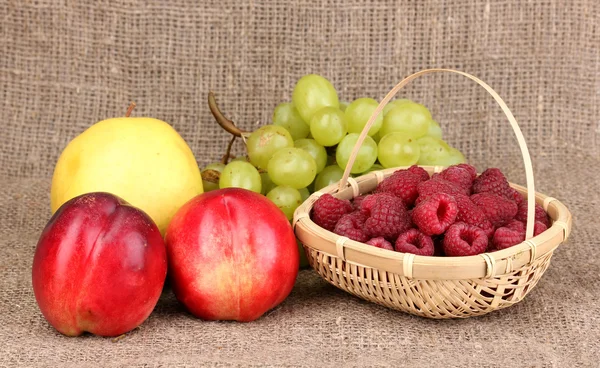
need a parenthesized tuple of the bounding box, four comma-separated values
(1, 0, 599, 367)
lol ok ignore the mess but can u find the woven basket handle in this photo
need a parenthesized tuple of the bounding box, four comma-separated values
(338, 68, 536, 239)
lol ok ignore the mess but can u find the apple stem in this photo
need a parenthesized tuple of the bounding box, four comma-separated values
(125, 102, 136, 117)
(208, 92, 246, 137)
(221, 135, 237, 164)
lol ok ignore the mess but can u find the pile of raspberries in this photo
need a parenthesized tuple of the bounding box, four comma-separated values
(310, 164, 551, 257)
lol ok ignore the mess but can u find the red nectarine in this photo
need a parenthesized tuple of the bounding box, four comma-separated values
(165, 188, 299, 322)
(32, 192, 167, 337)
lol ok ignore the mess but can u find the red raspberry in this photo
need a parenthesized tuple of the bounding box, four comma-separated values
(454, 194, 494, 237)
(333, 211, 369, 242)
(492, 220, 525, 250)
(375, 169, 426, 206)
(360, 192, 404, 216)
(412, 193, 458, 235)
(471, 192, 518, 228)
(443, 222, 488, 256)
(492, 229, 523, 250)
(352, 195, 367, 210)
(515, 200, 550, 227)
(433, 166, 475, 192)
(364, 197, 412, 240)
(416, 177, 469, 204)
(394, 229, 434, 256)
(507, 219, 548, 236)
(311, 194, 353, 231)
(455, 163, 477, 180)
(472, 168, 511, 198)
(472, 168, 526, 205)
(433, 236, 445, 256)
(366, 237, 394, 251)
(491, 220, 547, 249)
(408, 165, 430, 182)
(534, 221, 548, 236)
(505, 219, 526, 232)
(506, 187, 524, 205)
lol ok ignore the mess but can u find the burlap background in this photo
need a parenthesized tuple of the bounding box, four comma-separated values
(1, 0, 599, 366)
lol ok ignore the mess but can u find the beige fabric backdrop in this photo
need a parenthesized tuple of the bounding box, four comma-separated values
(1, 0, 599, 366)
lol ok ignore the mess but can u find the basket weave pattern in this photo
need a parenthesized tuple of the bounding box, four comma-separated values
(294, 69, 572, 319)
(305, 249, 553, 319)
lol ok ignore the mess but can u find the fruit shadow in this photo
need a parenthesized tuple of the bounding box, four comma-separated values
(151, 269, 345, 320)
(151, 279, 188, 317)
(150, 268, 546, 329)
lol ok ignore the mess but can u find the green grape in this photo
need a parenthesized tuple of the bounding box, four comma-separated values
(219, 161, 262, 193)
(309, 107, 347, 147)
(296, 239, 310, 268)
(383, 98, 412, 116)
(273, 102, 310, 140)
(294, 138, 327, 173)
(231, 156, 249, 162)
(448, 148, 466, 164)
(336, 133, 378, 174)
(267, 148, 317, 189)
(417, 139, 466, 166)
(266, 186, 303, 220)
(306, 178, 316, 193)
(339, 101, 349, 112)
(246, 125, 294, 170)
(314, 165, 344, 191)
(371, 131, 382, 144)
(292, 74, 339, 122)
(298, 187, 310, 202)
(361, 163, 385, 174)
(430, 147, 466, 166)
(345, 97, 383, 136)
(378, 133, 421, 168)
(416, 136, 452, 165)
(260, 171, 276, 195)
(427, 119, 443, 139)
(379, 102, 432, 139)
(204, 162, 226, 171)
(201, 162, 226, 192)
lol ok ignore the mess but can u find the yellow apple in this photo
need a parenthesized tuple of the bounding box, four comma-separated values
(51, 112, 203, 235)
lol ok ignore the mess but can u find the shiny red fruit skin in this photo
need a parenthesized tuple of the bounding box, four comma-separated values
(32, 192, 167, 337)
(165, 188, 299, 322)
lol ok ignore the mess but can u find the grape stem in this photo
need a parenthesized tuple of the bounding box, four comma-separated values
(221, 135, 236, 164)
(208, 92, 246, 137)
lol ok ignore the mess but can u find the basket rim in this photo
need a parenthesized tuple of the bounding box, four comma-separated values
(293, 165, 572, 280)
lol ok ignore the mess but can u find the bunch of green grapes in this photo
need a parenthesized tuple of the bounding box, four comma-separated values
(202, 74, 465, 221)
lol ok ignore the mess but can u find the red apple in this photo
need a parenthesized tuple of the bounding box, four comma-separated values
(32, 192, 167, 337)
(165, 188, 299, 322)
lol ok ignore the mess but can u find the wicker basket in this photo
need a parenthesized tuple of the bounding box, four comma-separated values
(293, 69, 572, 319)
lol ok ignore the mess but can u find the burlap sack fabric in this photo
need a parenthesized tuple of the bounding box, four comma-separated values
(1, 0, 598, 366)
